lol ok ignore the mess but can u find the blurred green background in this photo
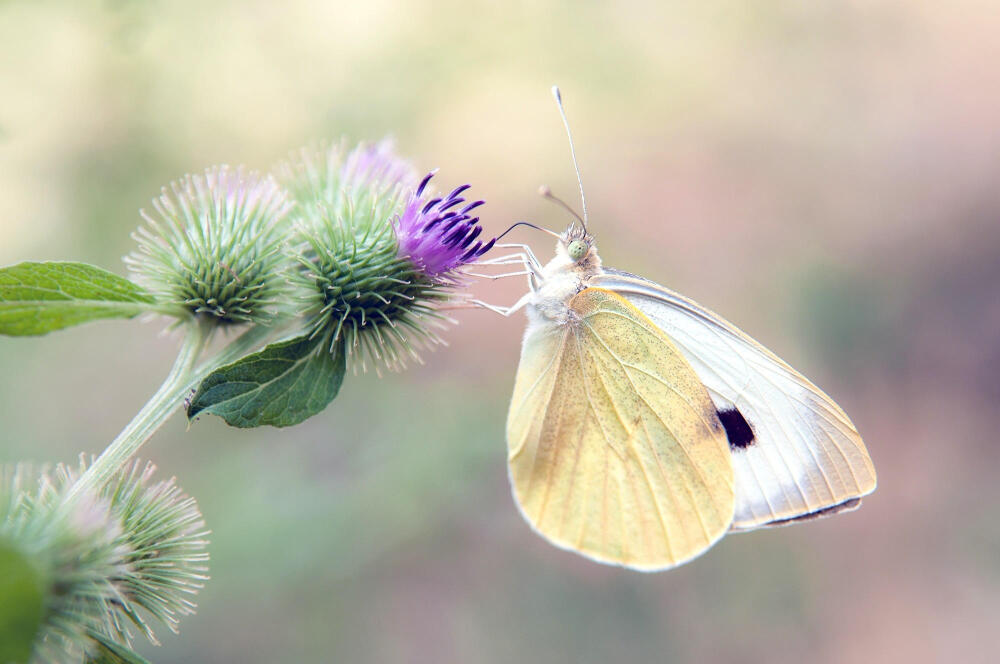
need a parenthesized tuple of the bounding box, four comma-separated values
(2, 1, 999, 662)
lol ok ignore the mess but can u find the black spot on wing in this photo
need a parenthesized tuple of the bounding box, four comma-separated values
(717, 407, 755, 449)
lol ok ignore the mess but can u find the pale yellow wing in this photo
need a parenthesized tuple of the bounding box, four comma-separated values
(591, 269, 877, 530)
(507, 287, 735, 571)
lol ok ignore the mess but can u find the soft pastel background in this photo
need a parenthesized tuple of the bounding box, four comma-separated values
(2, 1, 998, 662)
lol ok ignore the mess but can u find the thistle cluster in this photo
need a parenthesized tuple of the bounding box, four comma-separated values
(0, 460, 208, 663)
(127, 139, 495, 373)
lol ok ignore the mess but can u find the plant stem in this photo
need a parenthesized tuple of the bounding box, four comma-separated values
(63, 320, 275, 503)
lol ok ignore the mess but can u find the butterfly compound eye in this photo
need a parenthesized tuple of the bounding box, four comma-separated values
(567, 239, 589, 262)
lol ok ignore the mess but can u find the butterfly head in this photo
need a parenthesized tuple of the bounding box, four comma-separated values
(562, 223, 594, 264)
(553, 223, 600, 278)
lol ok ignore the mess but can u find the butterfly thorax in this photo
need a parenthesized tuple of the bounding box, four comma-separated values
(526, 231, 602, 327)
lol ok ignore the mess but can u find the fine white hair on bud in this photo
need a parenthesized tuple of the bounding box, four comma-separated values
(0, 459, 209, 662)
(125, 165, 293, 325)
(90, 460, 210, 643)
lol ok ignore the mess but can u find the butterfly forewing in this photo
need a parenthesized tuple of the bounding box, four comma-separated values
(506, 287, 735, 570)
(592, 271, 877, 530)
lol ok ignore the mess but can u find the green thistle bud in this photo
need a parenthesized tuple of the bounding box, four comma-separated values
(96, 460, 209, 643)
(277, 140, 495, 374)
(1, 460, 209, 662)
(125, 165, 293, 325)
(1, 464, 126, 664)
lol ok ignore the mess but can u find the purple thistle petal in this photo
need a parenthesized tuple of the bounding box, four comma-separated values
(437, 197, 465, 213)
(447, 184, 471, 199)
(443, 225, 468, 246)
(460, 237, 496, 261)
(421, 211, 458, 233)
(439, 216, 465, 234)
(416, 171, 436, 196)
(393, 172, 495, 277)
(459, 225, 482, 248)
(460, 243, 483, 261)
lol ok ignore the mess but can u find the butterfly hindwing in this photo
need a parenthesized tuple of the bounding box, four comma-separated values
(506, 287, 735, 570)
(592, 270, 877, 530)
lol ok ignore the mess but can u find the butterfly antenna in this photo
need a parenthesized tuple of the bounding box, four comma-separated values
(538, 185, 585, 227)
(495, 220, 561, 241)
(552, 86, 588, 234)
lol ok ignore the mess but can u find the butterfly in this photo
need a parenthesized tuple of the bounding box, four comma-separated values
(474, 88, 876, 571)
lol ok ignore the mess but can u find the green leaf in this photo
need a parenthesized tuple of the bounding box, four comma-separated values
(0, 261, 155, 336)
(86, 632, 152, 664)
(0, 539, 46, 664)
(187, 334, 346, 428)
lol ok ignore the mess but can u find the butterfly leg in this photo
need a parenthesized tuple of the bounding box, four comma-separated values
(469, 291, 533, 317)
(474, 251, 540, 274)
(495, 243, 543, 271)
(471, 255, 536, 272)
(462, 269, 535, 281)
(473, 252, 532, 265)
(469, 246, 542, 291)
(463, 242, 542, 315)
(498, 243, 544, 291)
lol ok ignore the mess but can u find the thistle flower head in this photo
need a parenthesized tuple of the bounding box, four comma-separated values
(340, 138, 418, 193)
(277, 140, 495, 374)
(276, 138, 417, 231)
(394, 172, 495, 278)
(1, 465, 126, 664)
(97, 460, 209, 642)
(0, 459, 209, 662)
(125, 165, 292, 325)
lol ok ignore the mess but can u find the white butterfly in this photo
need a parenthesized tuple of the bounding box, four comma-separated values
(473, 88, 876, 571)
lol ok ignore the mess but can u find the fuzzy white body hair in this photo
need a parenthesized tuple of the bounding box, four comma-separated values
(524, 239, 602, 328)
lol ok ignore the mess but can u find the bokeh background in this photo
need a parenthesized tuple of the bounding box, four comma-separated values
(2, 1, 999, 662)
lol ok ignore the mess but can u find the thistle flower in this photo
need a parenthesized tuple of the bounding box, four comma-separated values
(394, 172, 495, 278)
(0, 459, 209, 662)
(125, 166, 293, 325)
(277, 138, 417, 233)
(278, 140, 496, 374)
(340, 138, 418, 193)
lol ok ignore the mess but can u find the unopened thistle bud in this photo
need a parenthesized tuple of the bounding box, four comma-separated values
(1, 465, 126, 664)
(277, 140, 495, 374)
(0, 460, 209, 663)
(125, 166, 292, 325)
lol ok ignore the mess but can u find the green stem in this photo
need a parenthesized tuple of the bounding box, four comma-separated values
(63, 320, 275, 502)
